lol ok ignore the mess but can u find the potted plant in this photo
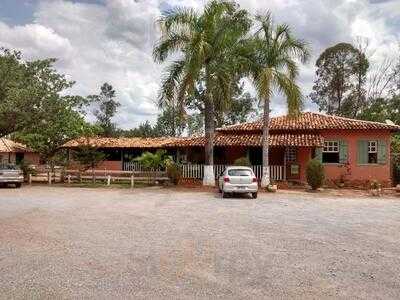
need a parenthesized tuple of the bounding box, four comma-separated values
(267, 180, 278, 192)
(370, 180, 382, 197)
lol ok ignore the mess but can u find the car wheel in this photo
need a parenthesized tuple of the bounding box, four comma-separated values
(222, 191, 228, 198)
(252, 192, 257, 199)
(15, 183, 22, 188)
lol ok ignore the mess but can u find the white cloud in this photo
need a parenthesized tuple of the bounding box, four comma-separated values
(0, 0, 399, 126)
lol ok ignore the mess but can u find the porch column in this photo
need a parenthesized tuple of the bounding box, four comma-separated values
(283, 147, 287, 181)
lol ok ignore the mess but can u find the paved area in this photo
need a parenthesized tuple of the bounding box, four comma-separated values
(1, 186, 400, 299)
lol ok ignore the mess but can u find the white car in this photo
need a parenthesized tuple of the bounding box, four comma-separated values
(218, 166, 258, 198)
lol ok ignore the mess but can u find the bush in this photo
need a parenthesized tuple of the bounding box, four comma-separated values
(166, 161, 181, 185)
(233, 156, 251, 166)
(306, 159, 325, 190)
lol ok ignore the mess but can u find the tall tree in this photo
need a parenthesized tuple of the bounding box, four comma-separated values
(89, 83, 120, 137)
(153, 0, 251, 185)
(0, 48, 80, 137)
(248, 13, 310, 187)
(13, 103, 98, 168)
(310, 42, 369, 117)
(186, 81, 258, 134)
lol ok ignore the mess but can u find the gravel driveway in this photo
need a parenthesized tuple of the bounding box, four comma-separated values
(1, 186, 400, 299)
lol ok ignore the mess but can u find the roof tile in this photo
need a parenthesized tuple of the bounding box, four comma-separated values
(217, 112, 400, 132)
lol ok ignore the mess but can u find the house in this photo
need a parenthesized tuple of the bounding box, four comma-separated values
(63, 112, 400, 187)
(0, 138, 40, 165)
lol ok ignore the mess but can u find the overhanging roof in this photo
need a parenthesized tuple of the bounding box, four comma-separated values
(217, 112, 400, 132)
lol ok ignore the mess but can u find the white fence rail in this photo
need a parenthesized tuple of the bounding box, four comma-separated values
(124, 162, 285, 181)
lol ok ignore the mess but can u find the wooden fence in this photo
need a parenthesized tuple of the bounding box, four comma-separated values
(28, 169, 169, 187)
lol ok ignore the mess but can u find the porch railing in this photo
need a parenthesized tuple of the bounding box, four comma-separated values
(123, 162, 285, 181)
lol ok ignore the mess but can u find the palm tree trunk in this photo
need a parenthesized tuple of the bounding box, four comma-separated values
(261, 96, 270, 188)
(203, 94, 215, 186)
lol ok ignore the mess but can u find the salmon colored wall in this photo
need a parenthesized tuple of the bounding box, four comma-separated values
(0, 152, 40, 165)
(298, 147, 312, 182)
(297, 130, 392, 184)
(68, 160, 122, 171)
(24, 153, 41, 165)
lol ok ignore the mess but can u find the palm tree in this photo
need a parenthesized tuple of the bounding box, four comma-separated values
(153, 0, 251, 186)
(248, 13, 310, 187)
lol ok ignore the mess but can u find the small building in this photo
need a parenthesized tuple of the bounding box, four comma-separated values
(0, 138, 40, 165)
(63, 112, 400, 187)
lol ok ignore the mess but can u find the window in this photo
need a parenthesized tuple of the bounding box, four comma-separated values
(368, 141, 377, 164)
(285, 147, 297, 162)
(228, 169, 253, 176)
(322, 141, 339, 163)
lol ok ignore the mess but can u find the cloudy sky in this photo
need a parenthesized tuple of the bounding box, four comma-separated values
(0, 0, 399, 129)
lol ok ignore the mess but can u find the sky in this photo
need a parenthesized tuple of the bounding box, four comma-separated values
(0, 0, 399, 129)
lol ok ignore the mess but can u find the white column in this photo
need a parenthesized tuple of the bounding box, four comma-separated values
(203, 165, 215, 186)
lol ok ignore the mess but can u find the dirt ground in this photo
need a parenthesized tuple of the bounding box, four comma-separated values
(1, 186, 400, 299)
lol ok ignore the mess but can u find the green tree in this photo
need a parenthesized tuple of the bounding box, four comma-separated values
(119, 121, 161, 138)
(72, 138, 107, 183)
(153, 0, 251, 186)
(186, 81, 257, 133)
(248, 13, 310, 187)
(89, 83, 120, 137)
(153, 105, 186, 137)
(13, 104, 98, 169)
(310, 42, 369, 117)
(0, 48, 81, 137)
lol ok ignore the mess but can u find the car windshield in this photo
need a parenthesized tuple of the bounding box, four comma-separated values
(228, 169, 252, 176)
(0, 164, 19, 170)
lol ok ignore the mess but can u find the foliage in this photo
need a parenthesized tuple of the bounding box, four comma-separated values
(153, 105, 186, 137)
(89, 83, 120, 137)
(233, 156, 251, 166)
(166, 160, 182, 185)
(153, 0, 252, 168)
(13, 106, 99, 166)
(134, 150, 170, 170)
(72, 140, 107, 172)
(306, 159, 325, 190)
(370, 180, 381, 190)
(186, 81, 258, 134)
(119, 121, 162, 138)
(0, 48, 84, 138)
(310, 42, 369, 117)
(17, 159, 37, 176)
(358, 95, 400, 125)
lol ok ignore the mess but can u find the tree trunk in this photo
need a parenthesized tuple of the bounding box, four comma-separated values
(261, 96, 270, 188)
(203, 93, 215, 186)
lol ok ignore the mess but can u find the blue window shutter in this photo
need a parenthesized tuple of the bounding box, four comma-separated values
(357, 140, 368, 164)
(339, 140, 348, 164)
(315, 147, 323, 162)
(378, 140, 387, 164)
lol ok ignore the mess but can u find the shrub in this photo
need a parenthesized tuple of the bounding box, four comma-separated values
(306, 159, 325, 190)
(370, 180, 381, 190)
(166, 161, 181, 185)
(233, 156, 251, 166)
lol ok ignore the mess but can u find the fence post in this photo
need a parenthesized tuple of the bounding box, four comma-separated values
(131, 173, 134, 188)
(107, 175, 111, 186)
(28, 173, 32, 185)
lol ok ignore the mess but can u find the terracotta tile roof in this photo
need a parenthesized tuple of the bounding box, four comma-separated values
(63, 137, 182, 149)
(165, 133, 324, 147)
(217, 112, 400, 132)
(64, 133, 323, 149)
(0, 138, 33, 153)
